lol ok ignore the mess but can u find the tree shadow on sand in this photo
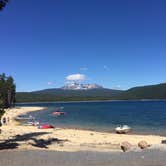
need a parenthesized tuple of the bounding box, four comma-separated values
(0, 132, 68, 150)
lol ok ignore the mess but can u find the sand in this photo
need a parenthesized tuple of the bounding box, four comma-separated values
(0, 107, 166, 152)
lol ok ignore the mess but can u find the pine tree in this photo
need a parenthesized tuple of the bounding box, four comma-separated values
(0, 73, 16, 122)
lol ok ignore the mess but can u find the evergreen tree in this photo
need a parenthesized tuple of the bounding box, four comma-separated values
(6, 76, 16, 107)
(0, 73, 6, 108)
(0, 73, 16, 124)
(0, 73, 16, 121)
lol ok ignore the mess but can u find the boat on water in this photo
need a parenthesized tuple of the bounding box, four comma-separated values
(15, 114, 34, 121)
(26, 121, 40, 126)
(38, 124, 54, 129)
(52, 111, 66, 116)
(115, 125, 132, 134)
(52, 106, 66, 116)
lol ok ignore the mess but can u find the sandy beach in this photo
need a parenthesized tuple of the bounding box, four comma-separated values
(0, 106, 166, 152)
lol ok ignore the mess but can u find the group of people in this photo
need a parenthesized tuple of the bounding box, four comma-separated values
(1, 114, 11, 126)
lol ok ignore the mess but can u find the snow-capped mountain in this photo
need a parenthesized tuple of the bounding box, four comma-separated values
(61, 83, 103, 90)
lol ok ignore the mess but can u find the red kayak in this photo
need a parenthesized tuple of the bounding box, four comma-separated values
(38, 124, 54, 129)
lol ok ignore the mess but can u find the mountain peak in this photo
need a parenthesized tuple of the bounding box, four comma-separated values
(61, 83, 103, 90)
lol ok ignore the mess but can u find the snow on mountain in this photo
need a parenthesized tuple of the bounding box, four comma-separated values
(61, 83, 103, 90)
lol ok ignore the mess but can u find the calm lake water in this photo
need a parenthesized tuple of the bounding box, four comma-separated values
(17, 100, 166, 136)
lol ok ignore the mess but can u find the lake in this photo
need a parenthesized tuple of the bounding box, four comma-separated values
(17, 100, 166, 136)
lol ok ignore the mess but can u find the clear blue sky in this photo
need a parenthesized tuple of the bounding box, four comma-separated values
(0, 0, 166, 92)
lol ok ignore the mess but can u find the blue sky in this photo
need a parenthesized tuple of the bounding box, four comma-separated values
(0, 0, 166, 91)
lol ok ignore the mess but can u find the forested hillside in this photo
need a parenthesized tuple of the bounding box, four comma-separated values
(16, 83, 166, 102)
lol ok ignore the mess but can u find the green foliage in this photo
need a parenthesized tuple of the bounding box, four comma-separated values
(114, 83, 166, 100)
(16, 88, 123, 102)
(16, 83, 166, 103)
(0, 73, 16, 120)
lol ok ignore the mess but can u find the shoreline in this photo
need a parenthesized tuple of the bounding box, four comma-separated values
(16, 99, 166, 105)
(0, 106, 166, 152)
(1, 106, 46, 126)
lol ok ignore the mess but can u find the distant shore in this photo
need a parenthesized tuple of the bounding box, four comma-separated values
(0, 107, 166, 152)
(16, 98, 166, 105)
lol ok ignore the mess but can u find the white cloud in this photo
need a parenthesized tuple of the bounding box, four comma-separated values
(66, 74, 86, 81)
(80, 67, 88, 71)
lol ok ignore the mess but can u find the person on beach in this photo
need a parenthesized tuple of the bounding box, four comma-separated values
(1, 117, 7, 125)
(2, 117, 6, 125)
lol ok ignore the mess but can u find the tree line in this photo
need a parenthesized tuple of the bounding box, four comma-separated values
(0, 73, 16, 119)
(16, 83, 166, 103)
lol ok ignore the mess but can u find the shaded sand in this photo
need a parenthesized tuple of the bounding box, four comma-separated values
(0, 107, 166, 152)
(0, 150, 166, 166)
